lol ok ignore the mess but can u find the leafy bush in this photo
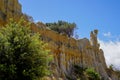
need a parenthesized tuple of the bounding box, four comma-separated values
(0, 19, 51, 80)
(72, 65, 101, 80)
(74, 65, 86, 75)
(85, 68, 101, 80)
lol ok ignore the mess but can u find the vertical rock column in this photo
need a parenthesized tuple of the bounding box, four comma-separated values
(0, 0, 22, 23)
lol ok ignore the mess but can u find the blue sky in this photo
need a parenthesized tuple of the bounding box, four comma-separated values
(19, 0, 120, 68)
(19, 0, 120, 41)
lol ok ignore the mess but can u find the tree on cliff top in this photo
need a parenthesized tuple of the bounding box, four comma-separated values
(0, 19, 51, 80)
(46, 20, 76, 37)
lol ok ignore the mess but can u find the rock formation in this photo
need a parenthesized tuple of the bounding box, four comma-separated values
(31, 25, 119, 80)
(0, 0, 119, 80)
(0, 0, 22, 25)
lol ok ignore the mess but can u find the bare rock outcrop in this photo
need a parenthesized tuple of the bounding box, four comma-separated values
(0, 0, 22, 25)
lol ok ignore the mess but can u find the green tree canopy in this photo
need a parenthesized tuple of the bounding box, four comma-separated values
(0, 19, 51, 80)
(46, 20, 76, 37)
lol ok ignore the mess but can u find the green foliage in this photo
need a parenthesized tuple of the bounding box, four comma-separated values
(85, 68, 101, 80)
(0, 19, 51, 80)
(46, 20, 76, 37)
(74, 65, 86, 75)
(72, 65, 101, 80)
(109, 64, 114, 70)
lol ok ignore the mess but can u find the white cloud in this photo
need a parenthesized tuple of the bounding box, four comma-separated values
(103, 32, 111, 37)
(99, 40, 120, 69)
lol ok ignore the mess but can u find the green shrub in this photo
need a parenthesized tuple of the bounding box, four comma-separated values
(74, 65, 86, 75)
(85, 68, 100, 80)
(0, 19, 51, 80)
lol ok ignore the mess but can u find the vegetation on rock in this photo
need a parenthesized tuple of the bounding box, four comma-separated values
(46, 20, 76, 37)
(70, 65, 101, 80)
(85, 68, 101, 80)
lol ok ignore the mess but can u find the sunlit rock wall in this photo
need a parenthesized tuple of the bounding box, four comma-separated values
(0, 0, 22, 25)
(31, 24, 117, 80)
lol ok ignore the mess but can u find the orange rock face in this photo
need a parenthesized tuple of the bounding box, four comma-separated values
(31, 25, 108, 79)
(0, 0, 22, 25)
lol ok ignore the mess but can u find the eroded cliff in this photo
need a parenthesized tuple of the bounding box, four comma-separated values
(31, 25, 118, 80)
(0, 0, 119, 80)
(0, 0, 22, 25)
